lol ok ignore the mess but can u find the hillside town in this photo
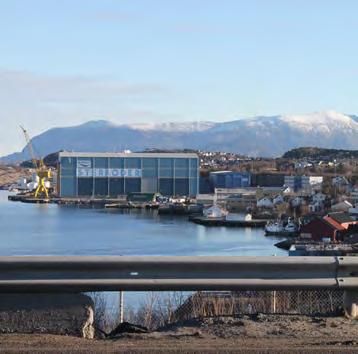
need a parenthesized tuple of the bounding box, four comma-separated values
(199, 148, 358, 254)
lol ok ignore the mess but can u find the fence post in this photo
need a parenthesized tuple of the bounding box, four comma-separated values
(119, 291, 124, 323)
(343, 290, 358, 319)
(271, 291, 277, 313)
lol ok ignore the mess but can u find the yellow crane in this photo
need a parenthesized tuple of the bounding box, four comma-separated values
(20, 125, 51, 199)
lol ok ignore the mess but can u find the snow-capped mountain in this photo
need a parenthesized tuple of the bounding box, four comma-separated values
(1, 111, 357, 162)
(128, 121, 216, 132)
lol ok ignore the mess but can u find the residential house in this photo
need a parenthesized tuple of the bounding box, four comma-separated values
(332, 176, 350, 193)
(300, 217, 342, 242)
(273, 194, 284, 205)
(291, 196, 303, 208)
(308, 192, 326, 213)
(300, 212, 358, 242)
(308, 201, 323, 213)
(312, 192, 326, 204)
(325, 212, 358, 228)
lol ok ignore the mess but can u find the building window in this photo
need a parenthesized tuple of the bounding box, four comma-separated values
(175, 158, 190, 178)
(109, 178, 124, 197)
(175, 178, 189, 196)
(61, 157, 76, 169)
(110, 158, 124, 169)
(175, 168, 189, 178)
(141, 178, 157, 193)
(190, 158, 198, 169)
(142, 158, 158, 169)
(159, 158, 174, 178)
(78, 178, 93, 196)
(159, 178, 174, 196)
(175, 158, 189, 169)
(60, 177, 76, 197)
(94, 178, 108, 196)
(125, 178, 141, 193)
(190, 178, 198, 196)
(94, 157, 108, 169)
(60, 157, 76, 177)
(142, 158, 158, 178)
(125, 158, 141, 169)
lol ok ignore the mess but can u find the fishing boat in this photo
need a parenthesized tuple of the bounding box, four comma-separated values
(265, 218, 299, 236)
(265, 221, 285, 235)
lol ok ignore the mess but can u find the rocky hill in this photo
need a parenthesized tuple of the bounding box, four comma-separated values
(282, 147, 358, 159)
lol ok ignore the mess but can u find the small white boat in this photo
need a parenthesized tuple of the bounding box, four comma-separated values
(265, 221, 285, 234)
(203, 205, 228, 219)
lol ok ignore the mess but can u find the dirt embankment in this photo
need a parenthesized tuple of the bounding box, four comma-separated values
(1, 315, 358, 353)
(0, 165, 31, 188)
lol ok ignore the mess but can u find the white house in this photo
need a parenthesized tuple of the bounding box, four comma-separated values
(283, 186, 294, 195)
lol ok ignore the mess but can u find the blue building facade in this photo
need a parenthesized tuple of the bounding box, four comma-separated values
(58, 152, 199, 198)
(209, 171, 251, 190)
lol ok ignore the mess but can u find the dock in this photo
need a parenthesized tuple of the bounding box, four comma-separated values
(158, 204, 203, 216)
(189, 216, 267, 227)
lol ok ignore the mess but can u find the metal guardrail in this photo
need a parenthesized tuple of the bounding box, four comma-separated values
(0, 256, 357, 293)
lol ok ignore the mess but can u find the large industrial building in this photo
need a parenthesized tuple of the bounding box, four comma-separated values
(209, 171, 251, 190)
(58, 152, 199, 198)
(284, 175, 323, 192)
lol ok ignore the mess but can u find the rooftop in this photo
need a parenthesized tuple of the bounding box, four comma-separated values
(327, 212, 355, 224)
(59, 151, 199, 158)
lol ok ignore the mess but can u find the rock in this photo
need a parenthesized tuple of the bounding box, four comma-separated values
(0, 293, 94, 338)
(107, 322, 149, 338)
(233, 320, 245, 327)
(343, 291, 358, 319)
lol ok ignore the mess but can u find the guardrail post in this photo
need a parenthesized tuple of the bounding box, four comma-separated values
(343, 291, 358, 319)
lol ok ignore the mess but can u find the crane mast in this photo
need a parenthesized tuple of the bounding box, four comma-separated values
(19, 126, 51, 199)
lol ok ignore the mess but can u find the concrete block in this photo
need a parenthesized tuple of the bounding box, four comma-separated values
(0, 293, 94, 338)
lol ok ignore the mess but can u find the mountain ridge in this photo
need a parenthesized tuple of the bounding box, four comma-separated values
(2, 110, 357, 162)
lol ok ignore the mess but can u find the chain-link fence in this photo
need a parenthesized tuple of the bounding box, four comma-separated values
(90, 290, 345, 332)
(174, 290, 344, 322)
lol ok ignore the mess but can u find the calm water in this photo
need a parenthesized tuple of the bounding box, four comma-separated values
(0, 190, 287, 313)
(0, 191, 285, 256)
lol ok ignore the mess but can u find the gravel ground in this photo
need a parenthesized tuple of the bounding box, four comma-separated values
(1, 315, 358, 353)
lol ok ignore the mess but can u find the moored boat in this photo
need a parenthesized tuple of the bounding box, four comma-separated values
(265, 218, 299, 236)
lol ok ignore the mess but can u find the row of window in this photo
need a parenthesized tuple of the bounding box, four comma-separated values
(61, 157, 198, 170)
(61, 177, 198, 197)
(61, 157, 198, 179)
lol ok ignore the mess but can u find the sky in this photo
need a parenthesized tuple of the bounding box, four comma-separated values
(1, 0, 358, 156)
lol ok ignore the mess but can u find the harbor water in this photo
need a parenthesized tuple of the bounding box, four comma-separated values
(0, 191, 286, 257)
(0, 190, 286, 317)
